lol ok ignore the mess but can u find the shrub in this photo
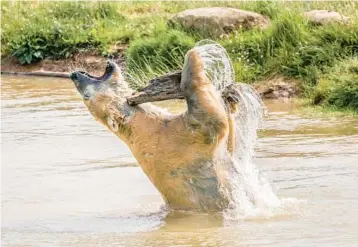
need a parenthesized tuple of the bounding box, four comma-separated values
(2, 2, 125, 63)
(327, 81, 358, 111)
(8, 24, 100, 64)
(313, 58, 358, 111)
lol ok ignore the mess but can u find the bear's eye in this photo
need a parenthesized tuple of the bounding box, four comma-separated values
(83, 93, 90, 100)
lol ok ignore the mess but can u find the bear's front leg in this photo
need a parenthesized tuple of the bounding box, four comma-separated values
(181, 49, 229, 147)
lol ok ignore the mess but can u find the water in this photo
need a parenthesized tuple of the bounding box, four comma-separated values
(2, 75, 358, 246)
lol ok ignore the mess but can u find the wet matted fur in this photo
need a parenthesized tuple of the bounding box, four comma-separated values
(71, 49, 236, 212)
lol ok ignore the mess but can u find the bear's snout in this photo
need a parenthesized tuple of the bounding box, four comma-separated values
(70, 71, 78, 81)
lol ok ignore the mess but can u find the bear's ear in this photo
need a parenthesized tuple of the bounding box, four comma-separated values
(181, 49, 208, 92)
(107, 116, 119, 132)
(105, 60, 127, 87)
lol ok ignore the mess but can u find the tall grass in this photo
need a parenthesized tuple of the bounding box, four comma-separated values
(312, 58, 358, 111)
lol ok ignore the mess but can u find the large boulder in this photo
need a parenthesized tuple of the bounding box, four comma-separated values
(170, 7, 270, 37)
(304, 10, 349, 25)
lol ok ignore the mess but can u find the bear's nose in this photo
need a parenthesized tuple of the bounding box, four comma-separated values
(70, 71, 78, 80)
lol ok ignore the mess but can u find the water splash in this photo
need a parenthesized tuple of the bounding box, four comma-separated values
(194, 40, 234, 91)
(192, 41, 283, 219)
(225, 83, 282, 219)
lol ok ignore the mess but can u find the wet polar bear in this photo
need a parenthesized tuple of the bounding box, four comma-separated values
(71, 48, 237, 212)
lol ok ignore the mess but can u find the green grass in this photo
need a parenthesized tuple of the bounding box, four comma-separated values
(124, 29, 195, 89)
(311, 58, 358, 111)
(1, 1, 358, 112)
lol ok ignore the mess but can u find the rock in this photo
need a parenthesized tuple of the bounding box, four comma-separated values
(254, 77, 300, 99)
(304, 10, 349, 25)
(170, 7, 270, 37)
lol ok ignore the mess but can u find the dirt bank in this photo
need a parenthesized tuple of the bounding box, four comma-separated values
(1, 51, 123, 77)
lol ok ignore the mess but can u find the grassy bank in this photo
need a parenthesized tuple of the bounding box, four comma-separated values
(1, 1, 358, 111)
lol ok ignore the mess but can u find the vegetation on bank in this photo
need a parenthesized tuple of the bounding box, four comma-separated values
(1, 1, 358, 111)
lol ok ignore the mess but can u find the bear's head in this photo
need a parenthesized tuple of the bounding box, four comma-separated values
(70, 61, 133, 137)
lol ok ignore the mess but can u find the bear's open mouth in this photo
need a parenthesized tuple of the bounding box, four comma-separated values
(70, 61, 117, 84)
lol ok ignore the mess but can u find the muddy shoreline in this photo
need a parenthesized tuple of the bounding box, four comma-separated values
(1, 52, 122, 77)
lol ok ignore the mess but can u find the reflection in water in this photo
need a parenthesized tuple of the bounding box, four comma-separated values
(2, 75, 358, 246)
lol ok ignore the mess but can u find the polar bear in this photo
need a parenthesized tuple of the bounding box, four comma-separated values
(70, 49, 236, 212)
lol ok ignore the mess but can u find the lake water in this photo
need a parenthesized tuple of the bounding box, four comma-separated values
(2, 75, 358, 246)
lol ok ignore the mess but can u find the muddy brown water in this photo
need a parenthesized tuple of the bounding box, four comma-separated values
(1, 75, 358, 246)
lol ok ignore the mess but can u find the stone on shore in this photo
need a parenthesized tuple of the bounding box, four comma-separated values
(170, 7, 270, 37)
(304, 10, 349, 25)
